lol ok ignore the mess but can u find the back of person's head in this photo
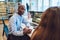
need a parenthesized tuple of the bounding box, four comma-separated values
(31, 7, 60, 40)
(38, 7, 60, 40)
(18, 2, 21, 5)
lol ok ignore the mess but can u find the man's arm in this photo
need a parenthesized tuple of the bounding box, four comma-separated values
(9, 17, 24, 36)
(22, 17, 33, 29)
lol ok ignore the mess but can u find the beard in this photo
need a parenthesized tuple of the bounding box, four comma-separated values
(18, 11, 24, 16)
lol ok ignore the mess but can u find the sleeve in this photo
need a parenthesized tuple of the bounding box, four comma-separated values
(22, 17, 33, 29)
(9, 17, 24, 36)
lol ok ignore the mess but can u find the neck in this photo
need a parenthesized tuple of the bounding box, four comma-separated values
(18, 12, 22, 16)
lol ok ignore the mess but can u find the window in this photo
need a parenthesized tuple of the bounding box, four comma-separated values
(30, 0, 38, 11)
(38, 0, 42, 12)
(42, 0, 49, 11)
(0, 0, 5, 1)
(50, 0, 59, 7)
(30, 0, 60, 12)
(8, 0, 13, 2)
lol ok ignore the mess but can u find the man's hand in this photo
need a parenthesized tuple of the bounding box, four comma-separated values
(27, 29, 32, 34)
(23, 28, 32, 34)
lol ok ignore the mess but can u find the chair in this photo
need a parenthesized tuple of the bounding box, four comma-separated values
(2, 18, 9, 37)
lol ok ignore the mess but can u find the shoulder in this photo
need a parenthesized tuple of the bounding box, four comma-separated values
(9, 14, 17, 21)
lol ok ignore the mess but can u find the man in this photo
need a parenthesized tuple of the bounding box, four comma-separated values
(7, 5, 32, 40)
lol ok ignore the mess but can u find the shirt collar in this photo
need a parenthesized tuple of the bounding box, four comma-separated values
(16, 13, 22, 17)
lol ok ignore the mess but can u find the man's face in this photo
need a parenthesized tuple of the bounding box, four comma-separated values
(18, 5, 25, 15)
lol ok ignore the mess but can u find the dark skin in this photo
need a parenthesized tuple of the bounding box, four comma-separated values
(18, 5, 32, 34)
(18, 5, 25, 16)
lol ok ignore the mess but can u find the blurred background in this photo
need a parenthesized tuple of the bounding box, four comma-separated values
(0, 0, 60, 40)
